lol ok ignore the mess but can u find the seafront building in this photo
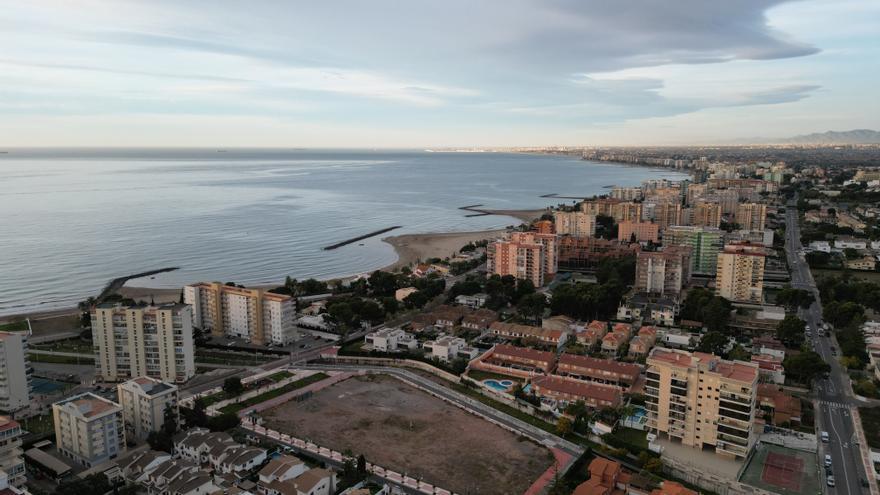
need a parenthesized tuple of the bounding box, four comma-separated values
(0, 417, 25, 487)
(91, 303, 195, 383)
(645, 348, 759, 460)
(487, 232, 557, 286)
(692, 202, 722, 228)
(117, 377, 179, 442)
(184, 282, 296, 345)
(553, 210, 596, 237)
(715, 243, 766, 304)
(53, 393, 125, 467)
(618, 221, 660, 243)
(634, 247, 692, 297)
(663, 226, 724, 275)
(0, 332, 32, 414)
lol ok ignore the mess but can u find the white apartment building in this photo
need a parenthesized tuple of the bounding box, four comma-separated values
(91, 303, 195, 383)
(0, 333, 32, 414)
(53, 393, 125, 467)
(364, 328, 417, 352)
(0, 417, 25, 487)
(117, 377, 179, 442)
(184, 282, 296, 345)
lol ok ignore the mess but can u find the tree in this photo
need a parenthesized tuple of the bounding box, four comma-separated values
(517, 293, 546, 322)
(776, 315, 807, 348)
(368, 270, 400, 297)
(556, 416, 573, 437)
(223, 377, 244, 396)
(403, 291, 429, 309)
(163, 403, 178, 436)
(147, 430, 174, 453)
(181, 398, 208, 428)
(844, 247, 860, 260)
(379, 297, 399, 315)
(727, 344, 751, 362)
(783, 351, 829, 384)
(208, 412, 241, 432)
(775, 287, 815, 310)
(697, 331, 728, 356)
(357, 454, 367, 475)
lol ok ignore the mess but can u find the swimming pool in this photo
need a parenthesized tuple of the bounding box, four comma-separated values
(483, 379, 515, 392)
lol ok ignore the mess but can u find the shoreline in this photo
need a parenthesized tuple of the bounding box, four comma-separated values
(0, 208, 543, 324)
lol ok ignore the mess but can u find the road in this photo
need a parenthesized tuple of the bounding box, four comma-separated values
(784, 205, 874, 494)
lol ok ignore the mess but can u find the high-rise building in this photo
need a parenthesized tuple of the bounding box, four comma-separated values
(487, 232, 557, 286)
(663, 226, 724, 275)
(735, 203, 767, 231)
(645, 347, 759, 460)
(613, 202, 643, 223)
(0, 417, 25, 487)
(715, 242, 766, 304)
(184, 282, 296, 345)
(693, 202, 722, 228)
(53, 393, 125, 467)
(617, 221, 659, 243)
(652, 202, 683, 230)
(91, 303, 195, 383)
(553, 211, 596, 237)
(579, 198, 621, 217)
(0, 333, 32, 414)
(635, 247, 692, 297)
(610, 187, 643, 201)
(557, 237, 639, 272)
(117, 377, 179, 442)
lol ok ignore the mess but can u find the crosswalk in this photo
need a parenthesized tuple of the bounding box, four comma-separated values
(819, 400, 850, 409)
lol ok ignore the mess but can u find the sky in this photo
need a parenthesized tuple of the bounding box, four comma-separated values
(1, 0, 878, 147)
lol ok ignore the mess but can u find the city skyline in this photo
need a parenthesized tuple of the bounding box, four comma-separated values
(1, 0, 878, 147)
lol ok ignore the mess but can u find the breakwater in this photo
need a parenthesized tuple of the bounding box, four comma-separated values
(323, 226, 402, 250)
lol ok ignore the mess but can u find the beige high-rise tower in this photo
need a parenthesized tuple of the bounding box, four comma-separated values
(715, 242, 766, 304)
(735, 203, 767, 230)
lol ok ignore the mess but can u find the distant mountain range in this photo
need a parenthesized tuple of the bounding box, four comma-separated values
(771, 129, 880, 144)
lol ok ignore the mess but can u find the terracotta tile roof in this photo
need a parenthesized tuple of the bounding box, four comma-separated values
(492, 344, 556, 364)
(490, 321, 564, 342)
(557, 354, 641, 380)
(532, 376, 621, 404)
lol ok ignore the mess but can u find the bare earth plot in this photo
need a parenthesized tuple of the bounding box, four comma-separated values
(262, 374, 553, 495)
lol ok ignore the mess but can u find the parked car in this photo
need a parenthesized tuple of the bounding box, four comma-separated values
(821, 431, 830, 442)
(827, 475, 835, 487)
(825, 454, 832, 467)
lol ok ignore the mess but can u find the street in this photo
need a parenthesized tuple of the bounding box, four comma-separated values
(784, 205, 874, 494)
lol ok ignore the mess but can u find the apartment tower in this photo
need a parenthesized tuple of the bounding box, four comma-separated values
(487, 232, 557, 286)
(91, 303, 195, 383)
(663, 226, 724, 275)
(634, 246, 692, 297)
(117, 377, 179, 441)
(0, 333, 32, 414)
(715, 242, 766, 304)
(184, 282, 296, 345)
(645, 348, 758, 460)
(553, 211, 596, 237)
(735, 203, 767, 231)
(53, 393, 125, 467)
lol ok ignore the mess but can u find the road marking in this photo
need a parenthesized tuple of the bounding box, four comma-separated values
(828, 408, 853, 494)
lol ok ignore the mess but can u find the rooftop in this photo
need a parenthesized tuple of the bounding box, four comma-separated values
(492, 344, 556, 363)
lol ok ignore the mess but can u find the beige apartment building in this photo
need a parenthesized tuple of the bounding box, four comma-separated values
(117, 377, 179, 442)
(651, 202, 683, 230)
(635, 246, 692, 297)
(715, 243, 766, 304)
(645, 348, 759, 460)
(487, 232, 557, 286)
(693, 202, 722, 228)
(91, 303, 195, 383)
(735, 203, 767, 231)
(553, 210, 596, 237)
(0, 417, 24, 487)
(617, 221, 659, 243)
(185, 282, 296, 346)
(613, 202, 643, 223)
(53, 393, 125, 467)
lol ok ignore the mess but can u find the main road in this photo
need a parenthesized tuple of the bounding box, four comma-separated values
(784, 204, 874, 494)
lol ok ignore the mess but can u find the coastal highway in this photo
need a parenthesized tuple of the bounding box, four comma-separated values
(784, 205, 874, 493)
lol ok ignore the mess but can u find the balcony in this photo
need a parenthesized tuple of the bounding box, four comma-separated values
(718, 407, 752, 423)
(718, 420, 751, 435)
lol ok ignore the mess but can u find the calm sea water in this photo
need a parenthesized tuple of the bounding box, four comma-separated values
(0, 149, 688, 316)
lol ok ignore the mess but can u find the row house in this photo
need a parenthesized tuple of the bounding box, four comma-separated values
(554, 354, 641, 391)
(489, 321, 568, 349)
(531, 376, 622, 409)
(470, 344, 557, 378)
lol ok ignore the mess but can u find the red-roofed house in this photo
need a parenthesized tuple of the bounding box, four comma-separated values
(577, 321, 608, 348)
(469, 344, 557, 378)
(651, 481, 698, 495)
(572, 458, 631, 495)
(531, 376, 622, 409)
(757, 384, 801, 426)
(601, 332, 627, 356)
(555, 354, 641, 391)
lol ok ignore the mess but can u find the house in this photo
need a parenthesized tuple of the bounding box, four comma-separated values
(175, 429, 236, 464)
(835, 236, 868, 250)
(263, 468, 337, 495)
(611, 323, 632, 339)
(751, 354, 785, 384)
(617, 293, 677, 327)
(432, 305, 468, 328)
(364, 328, 417, 352)
(757, 384, 801, 426)
(572, 458, 631, 495)
(259, 456, 306, 484)
(394, 287, 418, 302)
(576, 320, 608, 347)
(808, 240, 831, 253)
(554, 354, 641, 390)
(651, 481, 698, 495)
(489, 321, 568, 349)
(215, 446, 267, 474)
(461, 309, 498, 331)
(455, 294, 488, 309)
(601, 332, 627, 355)
(660, 331, 695, 350)
(627, 336, 650, 358)
(531, 376, 621, 409)
(123, 454, 215, 495)
(847, 255, 877, 271)
(423, 335, 478, 362)
(470, 344, 557, 378)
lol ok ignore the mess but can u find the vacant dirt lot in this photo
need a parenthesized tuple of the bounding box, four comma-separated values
(262, 374, 552, 495)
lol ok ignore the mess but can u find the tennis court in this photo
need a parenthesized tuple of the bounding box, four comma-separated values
(739, 443, 820, 495)
(31, 377, 68, 395)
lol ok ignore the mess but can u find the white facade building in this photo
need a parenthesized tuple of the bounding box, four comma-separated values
(0, 417, 25, 487)
(0, 333, 31, 414)
(117, 377, 179, 442)
(364, 328, 417, 352)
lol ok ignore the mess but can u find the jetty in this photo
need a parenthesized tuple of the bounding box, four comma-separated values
(323, 226, 402, 250)
(458, 204, 492, 217)
(97, 267, 179, 302)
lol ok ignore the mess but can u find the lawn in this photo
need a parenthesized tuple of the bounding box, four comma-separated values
(615, 427, 648, 449)
(464, 369, 523, 383)
(0, 320, 28, 332)
(31, 338, 94, 354)
(860, 407, 880, 449)
(219, 373, 329, 414)
(20, 413, 55, 434)
(28, 353, 95, 365)
(195, 349, 275, 365)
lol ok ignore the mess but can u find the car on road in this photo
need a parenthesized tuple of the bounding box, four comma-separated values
(821, 431, 829, 442)
(831, 347, 838, 356)
(825, 454, 832, 467)
(827, 475, 835, 487)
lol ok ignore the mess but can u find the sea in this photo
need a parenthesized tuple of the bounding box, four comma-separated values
(0, 149, 689, 316)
